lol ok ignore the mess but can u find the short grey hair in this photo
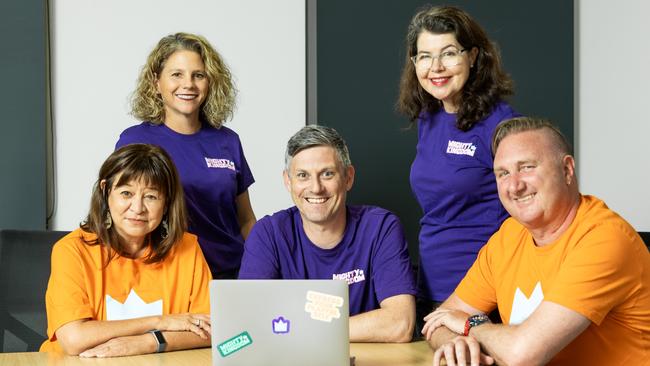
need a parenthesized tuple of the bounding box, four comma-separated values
(285, 125, 352, 171)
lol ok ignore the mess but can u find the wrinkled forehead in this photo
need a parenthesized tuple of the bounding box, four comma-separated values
(494, 130, 553, 165)
(289, 145, 344, 171)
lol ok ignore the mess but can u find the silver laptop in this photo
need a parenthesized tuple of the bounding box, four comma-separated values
(210, 279, 350, 366)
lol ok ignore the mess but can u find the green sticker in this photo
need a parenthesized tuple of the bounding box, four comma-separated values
(217, 331, 253, 357)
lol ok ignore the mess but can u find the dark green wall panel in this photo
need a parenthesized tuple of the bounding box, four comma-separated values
(316, 0, 573, 261)
(0, 0, 47, 229)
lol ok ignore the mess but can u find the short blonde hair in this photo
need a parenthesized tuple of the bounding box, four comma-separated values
(492, 117, 572, 157)
(131, 32, 236, 128)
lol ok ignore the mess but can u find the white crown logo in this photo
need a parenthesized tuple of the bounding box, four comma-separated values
(509, 281, 544, 325)
(106, 289, 163, 321)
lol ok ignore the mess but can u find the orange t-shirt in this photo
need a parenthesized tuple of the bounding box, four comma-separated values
(40, 229, 211, 353)
(456, 195, 650, 365)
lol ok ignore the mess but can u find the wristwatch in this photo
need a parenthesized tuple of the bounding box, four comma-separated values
(149, 329, 167, 353)
(463, 314, 490, 336)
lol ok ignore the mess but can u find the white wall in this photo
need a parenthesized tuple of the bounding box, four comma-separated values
(50, 1, 650, 232)
(578, 0, 650, 231)
(51, 0, 303, 229)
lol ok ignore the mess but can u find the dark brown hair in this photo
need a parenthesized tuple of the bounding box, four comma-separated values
(397, 5, 513, 131)
(81, 144, 187, 264)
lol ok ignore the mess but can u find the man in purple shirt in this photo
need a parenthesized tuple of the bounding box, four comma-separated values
(239, 125, 416, 343)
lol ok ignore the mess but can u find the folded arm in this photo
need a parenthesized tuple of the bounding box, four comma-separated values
(424, 295, 591, 366)
(78, 329, 211, 358)
(55, 313, 211, 356)
(349, 294, 415, 343)
(423, 295, 483, 349)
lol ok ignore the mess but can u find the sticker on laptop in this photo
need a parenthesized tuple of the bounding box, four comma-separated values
(305, 290, 344, 322)
(217, 331, 253, 357)
(272, 316, 290, 334)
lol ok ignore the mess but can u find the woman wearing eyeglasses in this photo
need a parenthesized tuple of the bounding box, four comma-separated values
(397, 6, 518, 331)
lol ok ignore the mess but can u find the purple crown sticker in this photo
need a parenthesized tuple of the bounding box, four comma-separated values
(272, 316, 290, 334)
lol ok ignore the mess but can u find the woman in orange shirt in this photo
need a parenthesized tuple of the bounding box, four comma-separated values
(41, 144, 212, 357)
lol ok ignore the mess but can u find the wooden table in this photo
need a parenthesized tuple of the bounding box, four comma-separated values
(0, 341, 433, 366)
(351, 341, 432, 366)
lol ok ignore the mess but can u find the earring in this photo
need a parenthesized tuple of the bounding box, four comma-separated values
(161, 219, 169, 239)
(104, 211, 112, 229)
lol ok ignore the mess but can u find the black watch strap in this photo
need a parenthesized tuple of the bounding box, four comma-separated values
(149, 329, 167, 353)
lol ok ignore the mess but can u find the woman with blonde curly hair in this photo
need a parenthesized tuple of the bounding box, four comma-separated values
(116, 32, 256, 279)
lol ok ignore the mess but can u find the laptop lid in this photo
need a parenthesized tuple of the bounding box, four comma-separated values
(210, 279, 350, 366)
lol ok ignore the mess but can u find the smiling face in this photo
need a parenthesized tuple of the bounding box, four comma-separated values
(155, 50, 209, 126)
(493, 129, 576, 233)
(283, 146, 354, 231)
(414, 31, 477, 113)
(104, 177, 166, 252)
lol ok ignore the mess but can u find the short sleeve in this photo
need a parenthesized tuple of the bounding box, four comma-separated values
(454, 232, 499, 313)
(234, 135, 254, 195)
(44, 237, 96, 341)
(115, 133, 130, 149)
(371, 214, 417, 303)
(238, 219, 280, 279)
(545, 224, 643, 325)
(115, 125, 146, 149)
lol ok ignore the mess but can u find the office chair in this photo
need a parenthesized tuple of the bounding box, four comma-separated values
(0, 229, 69, 352)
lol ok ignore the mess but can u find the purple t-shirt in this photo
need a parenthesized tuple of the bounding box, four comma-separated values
(238, 205, 416, 316)
(410, 101, 517, 302)
(116, 122, 254, 277)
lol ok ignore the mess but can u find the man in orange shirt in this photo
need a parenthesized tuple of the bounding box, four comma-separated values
(422, 117, 650, 366)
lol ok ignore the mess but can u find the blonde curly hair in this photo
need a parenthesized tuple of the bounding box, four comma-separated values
(131, 32, 236, 128)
